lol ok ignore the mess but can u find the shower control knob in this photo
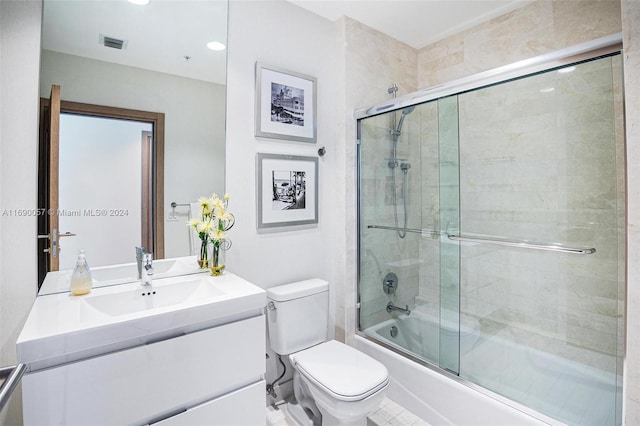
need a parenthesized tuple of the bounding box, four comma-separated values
(382, 272, 398, 295)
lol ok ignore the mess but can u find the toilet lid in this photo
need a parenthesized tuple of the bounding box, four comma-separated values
(290, 340, 389, 402)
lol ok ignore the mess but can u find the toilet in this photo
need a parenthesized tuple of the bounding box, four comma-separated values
(267, 279, 389, 426)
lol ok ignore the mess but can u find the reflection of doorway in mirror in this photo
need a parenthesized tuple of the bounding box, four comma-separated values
(58, 114, 151, 269)
(37, 95, 166, 287)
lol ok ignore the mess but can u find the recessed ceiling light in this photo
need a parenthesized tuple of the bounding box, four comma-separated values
(207, 41, 226, 51)
(540, 87, 555, 93)
(128, 0, 150, 5)
(558, 66, 576, 74)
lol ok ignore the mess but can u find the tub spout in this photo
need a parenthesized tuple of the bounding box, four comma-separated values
(386, 302, 411, 315)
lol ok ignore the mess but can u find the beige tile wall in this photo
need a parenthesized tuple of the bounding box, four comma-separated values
(336, 17, 418, 339)
(417, 0, 622, 88)
(622, 0, 640, 422)
(411, 0, 625, 404)
(358, 110, 422, 329)
(339, 0, 638, 421)
(454, 57, 623, 371)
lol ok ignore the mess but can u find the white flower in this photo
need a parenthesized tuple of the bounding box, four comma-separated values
(212, 197, 225, 210)
(197, 219, 214, 234)
(198, 197, 213, 216)
(189, 193, 233, 243)
(209, 228, 226, 242)
(219, 210, 234, 222)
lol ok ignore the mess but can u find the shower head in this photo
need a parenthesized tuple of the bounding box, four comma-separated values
(395, 105, 415, 135)
(402, 106, 416, 115)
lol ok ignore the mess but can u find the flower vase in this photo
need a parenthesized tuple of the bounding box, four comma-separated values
(197, 239, 209, 268)
(210, 243, 225, 276)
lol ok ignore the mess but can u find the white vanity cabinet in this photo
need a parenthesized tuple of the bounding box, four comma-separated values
(22, 314, 265, 425)
(18, 272, 267, 426)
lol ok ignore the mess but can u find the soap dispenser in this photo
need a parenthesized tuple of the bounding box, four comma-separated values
(70, 250, 92, 296)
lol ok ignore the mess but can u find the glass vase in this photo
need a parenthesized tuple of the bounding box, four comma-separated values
(210, 243, 225, 276)
(197, 239, 209, 268)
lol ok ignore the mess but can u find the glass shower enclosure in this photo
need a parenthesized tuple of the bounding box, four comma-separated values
(357, 52, 624, 425)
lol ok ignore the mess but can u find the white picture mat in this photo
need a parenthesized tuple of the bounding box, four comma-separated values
(259, 156, 317, 226)
(259, 67, 315, 140)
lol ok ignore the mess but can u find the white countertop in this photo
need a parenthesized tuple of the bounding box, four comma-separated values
(18, 271, 266, 371)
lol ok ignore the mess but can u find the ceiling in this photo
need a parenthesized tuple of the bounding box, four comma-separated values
(287, 0, 532, 49)
(41, 0, 228, 84)
(41, 0, 530, 85)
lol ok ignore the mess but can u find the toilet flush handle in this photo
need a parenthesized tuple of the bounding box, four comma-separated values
(268, 301, 277, 311)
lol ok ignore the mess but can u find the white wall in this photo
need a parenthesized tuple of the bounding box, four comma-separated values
(226, 0, 337, 292)
(40, 50, 226, 258)
(225, 0, 338, 394)
(0, 1, 41, 424)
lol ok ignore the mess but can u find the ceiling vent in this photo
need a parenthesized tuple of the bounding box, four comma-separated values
(99, 34, 128, 50)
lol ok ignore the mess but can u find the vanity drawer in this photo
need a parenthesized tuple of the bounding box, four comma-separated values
(22, 314, 265, 426)
(153, 380, 265, 425)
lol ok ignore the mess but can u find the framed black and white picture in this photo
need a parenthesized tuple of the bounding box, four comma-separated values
(255, 63, 317, 143)
(257, 153, 318, 229)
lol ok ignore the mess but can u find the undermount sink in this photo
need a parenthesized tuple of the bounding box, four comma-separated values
(17, 271, 266, 372)
(84, 277, 224, 317)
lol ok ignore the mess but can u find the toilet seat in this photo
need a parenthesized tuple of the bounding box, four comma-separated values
(290, 340, 389, 402)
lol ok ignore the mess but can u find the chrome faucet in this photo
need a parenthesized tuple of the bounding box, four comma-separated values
(386, 301, 411, 315)
(142, 253, 154, 287)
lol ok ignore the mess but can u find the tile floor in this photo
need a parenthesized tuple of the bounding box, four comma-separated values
(367, 398, 431, 426)
(266, 397, 430, 426)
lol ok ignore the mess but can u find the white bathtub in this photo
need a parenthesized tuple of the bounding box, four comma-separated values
(367, 304, 480, 370)
(356, 304, 619, 425)
(355, 334, 549, 425)
(355, 304, 553, 425)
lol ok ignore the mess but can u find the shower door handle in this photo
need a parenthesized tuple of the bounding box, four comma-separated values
(447, 234, 596, 255)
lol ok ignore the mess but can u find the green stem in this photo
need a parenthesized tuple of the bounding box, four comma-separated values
(200, 239, 208, 260)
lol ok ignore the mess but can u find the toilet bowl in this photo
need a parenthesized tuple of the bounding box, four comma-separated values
(290, 340, 389, 426)
(266, 279, 388, 426)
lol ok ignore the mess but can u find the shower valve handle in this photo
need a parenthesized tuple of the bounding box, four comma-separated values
(382, 272, 398, 295)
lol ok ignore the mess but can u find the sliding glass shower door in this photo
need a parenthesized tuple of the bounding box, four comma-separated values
(358, 54, 624, 425)
(455, 55, 624, 426)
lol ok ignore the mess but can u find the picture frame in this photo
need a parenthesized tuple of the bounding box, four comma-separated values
(255, 62, 317, 143)
(257, 153, 318, 229)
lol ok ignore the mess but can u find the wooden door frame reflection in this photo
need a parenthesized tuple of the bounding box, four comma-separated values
(37, 99, 165, 288)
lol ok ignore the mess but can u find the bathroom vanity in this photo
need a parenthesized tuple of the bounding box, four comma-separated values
(17, 269, 266, 425)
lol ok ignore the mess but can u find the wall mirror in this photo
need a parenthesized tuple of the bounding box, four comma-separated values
(37, 0, 228, 290)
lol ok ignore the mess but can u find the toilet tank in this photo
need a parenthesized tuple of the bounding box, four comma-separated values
(266, 279, 328, 355)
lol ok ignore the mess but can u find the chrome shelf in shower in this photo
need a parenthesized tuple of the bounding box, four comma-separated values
(366, 225, 596, 255)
